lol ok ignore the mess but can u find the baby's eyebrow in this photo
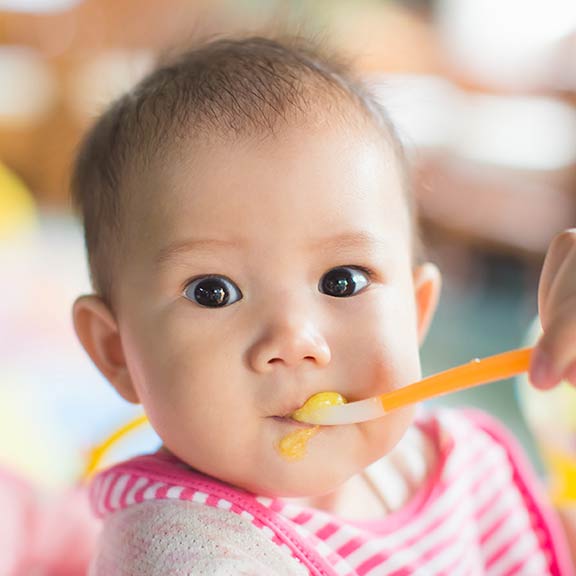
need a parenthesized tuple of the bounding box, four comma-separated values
(308, 231, 389, 252)
(155, 231, 388, 266)
(155, 238, 242, 265)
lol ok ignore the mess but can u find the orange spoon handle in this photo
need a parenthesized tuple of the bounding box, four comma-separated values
(379, 347, 533, 413)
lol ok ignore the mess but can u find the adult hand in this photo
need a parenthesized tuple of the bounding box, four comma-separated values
(531, 229, 576, 389)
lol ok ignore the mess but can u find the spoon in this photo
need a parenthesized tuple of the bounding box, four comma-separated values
(292, 347, 533, 426)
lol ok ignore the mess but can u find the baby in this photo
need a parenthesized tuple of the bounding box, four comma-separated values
(71, 36, 576, 574)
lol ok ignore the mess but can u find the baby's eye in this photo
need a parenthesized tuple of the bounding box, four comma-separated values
(183, 275, 242, 308)
(319, 266, 371, 298)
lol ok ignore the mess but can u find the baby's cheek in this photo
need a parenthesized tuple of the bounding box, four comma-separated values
(348, 330, 420, 397)
(363, 406, 417, 459)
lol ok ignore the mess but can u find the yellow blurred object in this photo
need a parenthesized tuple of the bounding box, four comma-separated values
(83, 414, 149, 480)
(0, 163, 36, 238)
(543, 447, 576, 506)
(517, 318, 576, 506)
(0, 373, 68, 487)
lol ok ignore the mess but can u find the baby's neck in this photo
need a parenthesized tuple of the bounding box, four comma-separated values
(287, 424, 438, 520)
(289, 472, 392, 520)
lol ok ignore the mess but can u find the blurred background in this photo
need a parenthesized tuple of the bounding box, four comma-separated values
(0, 0, 575, 488)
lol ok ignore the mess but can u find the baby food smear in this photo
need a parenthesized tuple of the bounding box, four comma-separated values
(278, 426, 320, 461)
(277, 392, 347, 462)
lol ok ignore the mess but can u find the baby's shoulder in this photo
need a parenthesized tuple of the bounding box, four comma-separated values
(89, 453, 309, 574)
(91, 499, 307, 575)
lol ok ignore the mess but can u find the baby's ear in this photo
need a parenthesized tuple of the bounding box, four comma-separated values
(72, 295, 140, 404)
(413, 263, 441, 345)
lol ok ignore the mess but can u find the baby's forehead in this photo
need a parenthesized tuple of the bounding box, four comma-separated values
(120, 53, 409, 226)
(161, 97, 400, 174)
(143, 109, 401, 192)
(126, 118, 412, 255)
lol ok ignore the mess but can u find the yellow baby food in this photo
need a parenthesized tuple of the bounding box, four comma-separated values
(277, 392, 347, 461)
(291, 391, 347, 423)
(278, 426, 320, 461)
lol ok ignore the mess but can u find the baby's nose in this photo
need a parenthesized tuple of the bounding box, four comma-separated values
(247, 315, 331, 373)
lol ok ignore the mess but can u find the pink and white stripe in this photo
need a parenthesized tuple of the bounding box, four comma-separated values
(90, 410, 572, 575)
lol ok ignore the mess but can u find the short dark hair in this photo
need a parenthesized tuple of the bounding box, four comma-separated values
(71, 35, 415, 306)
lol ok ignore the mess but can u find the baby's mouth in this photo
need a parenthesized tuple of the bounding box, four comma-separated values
(273, 392, 349, 462)
(271, 415, 313, 428)
(271, 391, 348, 427)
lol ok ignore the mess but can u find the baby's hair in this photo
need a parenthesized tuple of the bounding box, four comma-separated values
(71, 35, 417, 307)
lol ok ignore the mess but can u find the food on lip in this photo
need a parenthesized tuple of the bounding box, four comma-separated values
(276, 392, 348, 461)
(291, 391, 347, 423)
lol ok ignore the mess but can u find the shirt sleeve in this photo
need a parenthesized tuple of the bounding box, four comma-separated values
(89, 499, 308, 576)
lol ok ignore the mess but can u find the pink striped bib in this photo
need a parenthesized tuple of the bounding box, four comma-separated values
(90, 410, 572, 575)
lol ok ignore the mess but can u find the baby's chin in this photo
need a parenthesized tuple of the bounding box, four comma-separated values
(271, 409, 417, 497)
(159, 406, 417, 498)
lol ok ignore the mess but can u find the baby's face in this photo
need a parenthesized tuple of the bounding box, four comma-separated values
(115, 118, 426, 497)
